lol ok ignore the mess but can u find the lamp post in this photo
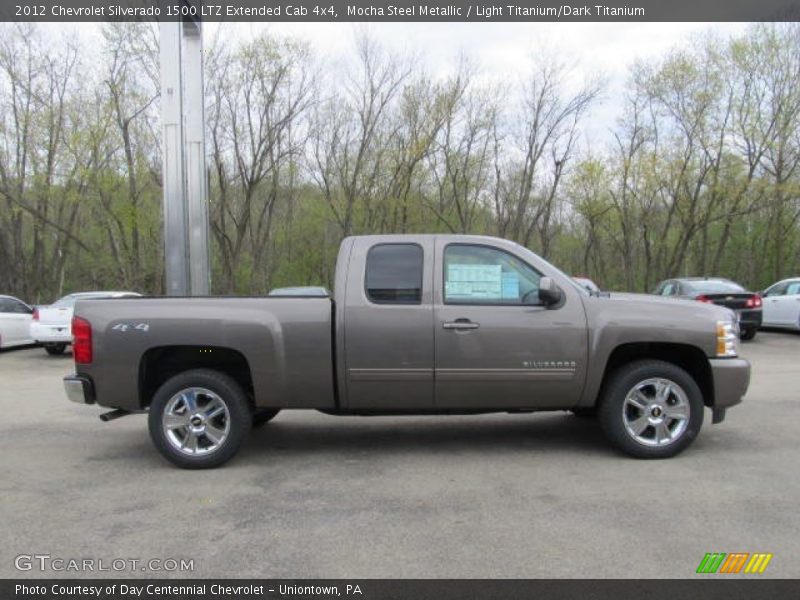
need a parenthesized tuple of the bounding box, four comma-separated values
(160, 10, 210, 296)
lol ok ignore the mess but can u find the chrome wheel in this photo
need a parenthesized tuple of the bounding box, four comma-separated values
(162, 387, 230, 456)
(622, 378, 690, 447)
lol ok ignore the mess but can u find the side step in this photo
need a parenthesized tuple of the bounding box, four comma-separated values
(99, 409, 133, 422)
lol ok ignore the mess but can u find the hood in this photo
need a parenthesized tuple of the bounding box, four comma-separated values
(599, 292, 736, 321)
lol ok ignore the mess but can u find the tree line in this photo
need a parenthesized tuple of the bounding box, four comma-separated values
(0, 22, 798, 302)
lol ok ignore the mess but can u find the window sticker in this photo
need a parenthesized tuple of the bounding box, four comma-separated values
(502, 271, 520, 299)
(446, 264, 503, 299)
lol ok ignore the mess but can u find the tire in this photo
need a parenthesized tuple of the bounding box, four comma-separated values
(148, 369, 251, 469)
(252, 409, 280, 428)
(598, 359, 704, 459)
(740, 327, 756, 341)
(44, 343, 67, 355)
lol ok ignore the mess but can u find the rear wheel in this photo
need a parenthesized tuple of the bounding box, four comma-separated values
(44, 343, 67, 355)
(148, 369, 251, 469)
(740, 327, 756, 341)
(598, 360, 704, 459)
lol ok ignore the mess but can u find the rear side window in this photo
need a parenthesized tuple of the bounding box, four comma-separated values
(365, 244, 423, 304)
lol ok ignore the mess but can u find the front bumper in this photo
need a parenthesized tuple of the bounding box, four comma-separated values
(708, 357, 750, 422)
(64, 374, 95, 405)
(31, 322, 72, 343)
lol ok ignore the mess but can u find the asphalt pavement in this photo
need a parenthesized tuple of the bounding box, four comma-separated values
(1, 331, 798, 578)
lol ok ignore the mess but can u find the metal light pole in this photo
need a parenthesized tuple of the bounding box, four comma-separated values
(160, 13, 210, 296)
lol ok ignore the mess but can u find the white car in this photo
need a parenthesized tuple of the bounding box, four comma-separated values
(31, 291, 141, 355)
(0, 295, 35, 349)
(761, 278, 800, 331)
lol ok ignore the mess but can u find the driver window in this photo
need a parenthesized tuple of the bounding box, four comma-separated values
(786, 282, 800, 296)
(11, 300, 30, 314)
(443, 245, 541, 305)
(765, 283, 787, 297)
(662, 283, 676, 296)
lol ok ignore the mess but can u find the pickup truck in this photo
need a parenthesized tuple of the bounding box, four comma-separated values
(64, 235, 750, 468)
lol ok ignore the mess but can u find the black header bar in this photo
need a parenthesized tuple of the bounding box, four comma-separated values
(5, 579, 800, 600)
(1, 0, 799, 22)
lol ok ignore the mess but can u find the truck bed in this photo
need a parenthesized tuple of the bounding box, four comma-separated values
(74, 296, 336, 411)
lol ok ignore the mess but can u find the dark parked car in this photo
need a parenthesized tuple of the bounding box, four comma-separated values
(653, 278, 762, 340)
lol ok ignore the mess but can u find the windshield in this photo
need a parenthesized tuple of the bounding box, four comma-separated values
(685, 280, 745, 294)
(510, 242, 589, 296)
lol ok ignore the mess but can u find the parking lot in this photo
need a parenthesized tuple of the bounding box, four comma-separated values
(1, 331, 798, 579)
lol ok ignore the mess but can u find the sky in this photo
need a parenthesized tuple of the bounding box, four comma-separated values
(55, 21, 750, 146)
(261, 22, 750, 144)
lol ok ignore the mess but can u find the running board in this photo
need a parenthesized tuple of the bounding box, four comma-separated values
(99, 409, 133, 422)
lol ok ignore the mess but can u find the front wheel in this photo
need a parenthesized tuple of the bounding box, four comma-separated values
(148, 369, 251, 469)
(598, 360, 704, 459)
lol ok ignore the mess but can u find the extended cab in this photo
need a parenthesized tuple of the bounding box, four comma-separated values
(64, 235, 750, 468)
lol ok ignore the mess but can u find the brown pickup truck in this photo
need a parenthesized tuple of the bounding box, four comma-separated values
(64, 235, 750, 468)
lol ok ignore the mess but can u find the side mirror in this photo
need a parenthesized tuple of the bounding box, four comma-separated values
(538, 277, 563, 306)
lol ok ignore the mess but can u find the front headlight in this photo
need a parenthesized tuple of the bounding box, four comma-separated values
(716, 320, 738, 357)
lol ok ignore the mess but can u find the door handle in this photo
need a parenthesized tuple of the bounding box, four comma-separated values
(443, 320, 479, 330)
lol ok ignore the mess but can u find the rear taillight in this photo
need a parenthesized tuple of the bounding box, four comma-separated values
(32, 308, 39, 321)
(696, 295, 713, 303)
(72, 316, 92, 364)
(746, 295, 762, 308)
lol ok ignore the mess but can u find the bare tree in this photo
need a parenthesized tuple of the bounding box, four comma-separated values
(495, 56, 602, 257)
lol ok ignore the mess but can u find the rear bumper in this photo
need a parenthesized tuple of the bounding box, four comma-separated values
(31, 322, 72, 343)
(64, 374, 95, 405)
(736, 309, 762, 328)
(708, 358, 750, 422)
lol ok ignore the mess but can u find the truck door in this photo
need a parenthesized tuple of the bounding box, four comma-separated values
(433, 240, 588, 409)
(342, 238, 435, 409)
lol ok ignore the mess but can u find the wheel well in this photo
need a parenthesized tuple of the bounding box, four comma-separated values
(600, 342, 714, 407)
(138, 346, 254, 408)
